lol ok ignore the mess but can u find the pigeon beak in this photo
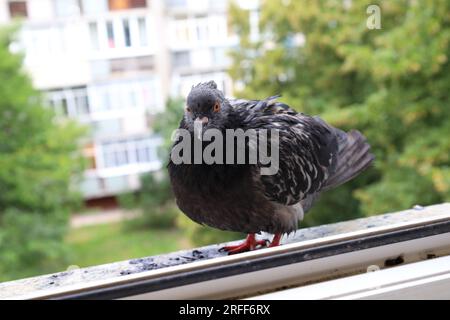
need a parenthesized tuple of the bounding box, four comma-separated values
(194, 117, 208, 140)
(195, 116, 209, 124)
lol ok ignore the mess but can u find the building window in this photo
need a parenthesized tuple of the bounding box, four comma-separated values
(171, 15, 228, 46)
(103, 142, 129, 167)
(106, 21, 115, 48)
(138, 17, 148, 47)
(173, 19, 190, 44)
(8, 1, 28, 18)
(101, 137, 160, 169)
(135, 138, 157, 163)
(48, 86, 89, 117)
(89, 22, 100, 50)
(195, 19, 208, 42)
(88, 78, 158, 114)
(108, 0, 146, 11)
(49, 96, 69, 116)
(172, 51, 190, 68)
(89, 18, 148, 51)
(73, 88, 90, 115)
(123, 19, 131, 47)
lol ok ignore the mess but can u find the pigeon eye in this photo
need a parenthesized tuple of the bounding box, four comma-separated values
(185, 106, 191, 113)
(213, 102, 220, 113)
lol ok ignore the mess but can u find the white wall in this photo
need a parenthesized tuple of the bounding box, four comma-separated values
(27, 0, 54, 21)
(22, 21, 91, 88)
(0, 0, 9, 23)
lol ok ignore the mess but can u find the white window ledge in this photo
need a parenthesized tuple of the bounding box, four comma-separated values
(250, 254, 450, 300)
(1, 203, 449, 300)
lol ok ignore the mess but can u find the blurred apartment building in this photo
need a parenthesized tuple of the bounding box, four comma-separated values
(0, 0, 259, 206)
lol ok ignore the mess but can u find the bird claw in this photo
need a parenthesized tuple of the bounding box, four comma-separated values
(220, 238, 269, 255)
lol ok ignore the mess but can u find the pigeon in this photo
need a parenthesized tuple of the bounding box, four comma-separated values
(168, 81, 374, 254)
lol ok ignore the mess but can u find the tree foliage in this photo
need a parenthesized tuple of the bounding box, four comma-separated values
(0, 27, 86, 280)
(121, 99, 185, 230)
(229, 0, 449, 224)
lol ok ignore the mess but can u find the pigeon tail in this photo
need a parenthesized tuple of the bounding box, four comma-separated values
(323, 129, 375, 191)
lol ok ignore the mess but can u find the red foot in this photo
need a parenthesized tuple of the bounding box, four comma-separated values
(268, 233, 282, 247)
(221, 234, 268, 254)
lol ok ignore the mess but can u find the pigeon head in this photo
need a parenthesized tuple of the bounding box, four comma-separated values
(184, 81, 231, 130)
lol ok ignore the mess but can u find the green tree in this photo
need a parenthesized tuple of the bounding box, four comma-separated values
(0, 27, 86, 281)
(121, 98, 183, 230)
(229, 0, 449, 224)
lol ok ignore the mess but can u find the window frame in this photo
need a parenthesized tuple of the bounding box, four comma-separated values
(2, 203, 449, 300)
(8, 0, 28, 18)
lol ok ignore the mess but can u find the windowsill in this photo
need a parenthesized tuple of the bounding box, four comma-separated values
(1, 203, 449, 300)
(250, 254, 450, 300)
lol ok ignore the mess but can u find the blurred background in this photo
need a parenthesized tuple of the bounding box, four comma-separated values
(0, 0, 448, 282)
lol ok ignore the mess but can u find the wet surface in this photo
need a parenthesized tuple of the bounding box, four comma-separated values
(120, 245, 226, 276)
(0, 203, 449, 299)
(37, 244, 231, 288)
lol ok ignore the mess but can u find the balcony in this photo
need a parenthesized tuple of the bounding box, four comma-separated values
(80, 135, 163, 199)
(15, 7, 156, 88)
(47, 78, 163, 123)
(87, 14, 155, 60)
(1, 203, 449, 299)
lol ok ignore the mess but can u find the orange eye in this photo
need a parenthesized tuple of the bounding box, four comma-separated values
(185, 106, 191, 113)
(213, 102, 220, 113)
